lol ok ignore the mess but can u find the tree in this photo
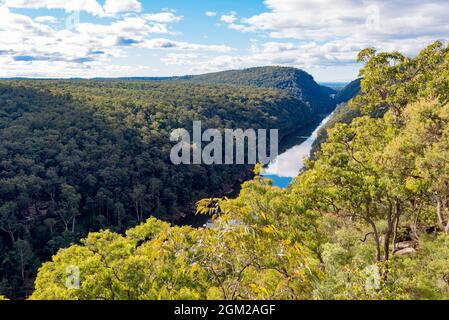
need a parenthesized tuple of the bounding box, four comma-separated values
(0, 203, 19, 245)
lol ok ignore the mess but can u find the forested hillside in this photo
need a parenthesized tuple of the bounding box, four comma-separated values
(30, 41, 449, 300)
(186, 66, 336, 114)
(0, 80, 314, 298)
(334, 78, 362, 105)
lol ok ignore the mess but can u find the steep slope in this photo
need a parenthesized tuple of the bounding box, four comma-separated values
(323, 78, 362, 127)
(319, 85, 337, 97)
(187, 66, 336, 114)
(334, 78, 362, 104)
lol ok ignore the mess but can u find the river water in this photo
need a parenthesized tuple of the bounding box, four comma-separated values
(261, 113, 334, 188)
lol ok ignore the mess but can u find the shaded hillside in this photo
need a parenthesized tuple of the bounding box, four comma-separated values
(187, 66, 336, 114)
(334, 78, 362, 104)
(319, 85, 337, 97)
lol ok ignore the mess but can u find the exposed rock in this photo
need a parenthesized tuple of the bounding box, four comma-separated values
(395, 247, 417, 255)
(396, 241, 415, 250)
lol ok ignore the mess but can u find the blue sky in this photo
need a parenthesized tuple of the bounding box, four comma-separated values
(0, 0, 448, 81)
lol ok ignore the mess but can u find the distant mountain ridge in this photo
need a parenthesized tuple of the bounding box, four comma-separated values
(184, 66, 336, 114)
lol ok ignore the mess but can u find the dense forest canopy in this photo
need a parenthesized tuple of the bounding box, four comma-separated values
(0, 79, 323, 298)
(28, 41, 449, 300)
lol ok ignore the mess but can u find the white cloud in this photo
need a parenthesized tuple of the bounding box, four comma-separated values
(159, 33, 446, 77)
(103, 0, 142, 15)
(3, 0, 143, 16)
(205, 11, 217, 17)
(162, 53, 245, 73)
(3, 0, 105, 16)
(34, 15, 58, 24)
(225, 0, 449, 56)
(193, 0, 448, 76)
(143, 12, 183, 23)
(0, 54, 163, 78)
(140, 38, 234, 52)
(220, 12, 237, 24)
(0, 6, 234, 77)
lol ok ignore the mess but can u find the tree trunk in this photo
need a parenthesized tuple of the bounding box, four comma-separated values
(135, 201, 140, 222)
(383, 232, 391, 261)
(7, 230, 15, 245)
(367, 218, 382, 262)
(443, 202, 449, 234)
(392, 201, 402, 254)
(392, 214, 400, 253)
(436, 197, 445, 229)
(19, 245, 25, 281)
(384, 203, 393, 262)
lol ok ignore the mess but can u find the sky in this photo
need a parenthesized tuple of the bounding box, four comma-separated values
(0, 0, 448, 82)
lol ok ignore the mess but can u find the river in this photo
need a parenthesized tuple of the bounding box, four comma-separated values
(261, 113, 334, 188)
